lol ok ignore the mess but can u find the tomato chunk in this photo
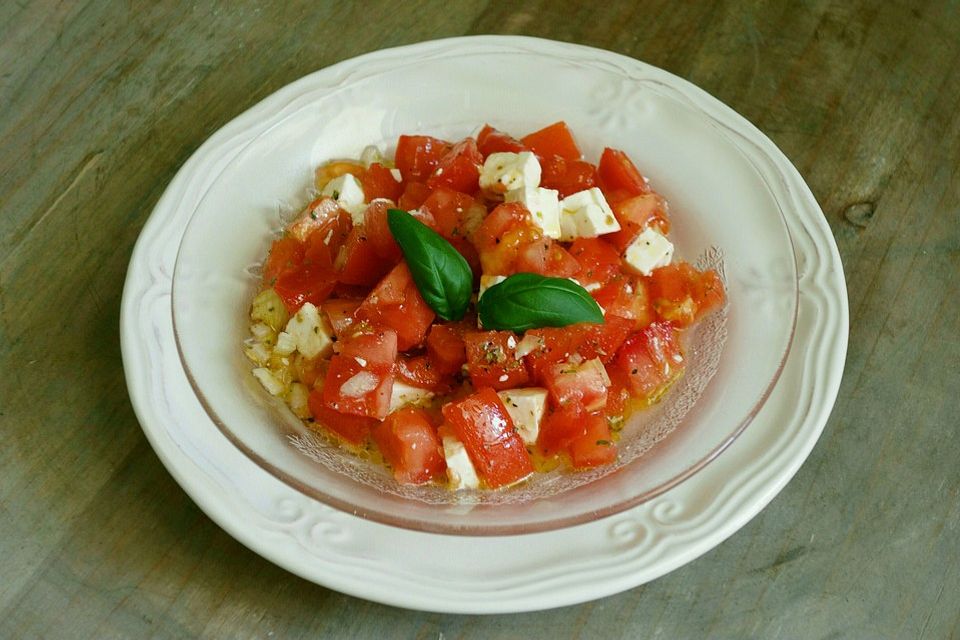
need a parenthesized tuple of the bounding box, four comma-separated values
(597, 148, 650, 198)
(322, 298, 361, 338)
(427, 138, 483, 194)
(397, 180, 433, 210)
(396, 355, 446, 391)
(567, 413, 618, 468)
(521, 121, 582, 160)
(647, 262, 707, 327)
(608, 193, 670, 250)
(356, 262, 435, 351)
(540, 156, 598, 198)
(514, 238, 580, 277)
(273, 263, 336, 312)
(464, 331, 529, 390)
(419, 187, 486, 243)
(426, 324, 467, 376)
(543, 357, 610, 413)
(477, 124, 526, 156)
(569, 238, 621, 290)
(441, 387, 533, 488)
(576, 317, 634, 363)
(336, 225, 396, 286)
(394, 135, 450, 181)
(262, 236, 305, 285)
(361, 162, 404, 202)
(322, 329, 397, 420)
(362, 200, 403, 263)
(372, 408, 446, 484)
(613, 321, 684, 399)
(473, 202, 542, 275)
(592, 275, 655, 329)
(308, 395, 375, 445)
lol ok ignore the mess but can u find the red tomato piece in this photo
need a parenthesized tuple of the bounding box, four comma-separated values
(419, 187, 486, 242)
(576, 316, 634, 363)
(692, 268, 726, 317)
(394, 135, 450, 181)
(604, 364, 632, 418)
(540, 156, 599, 198)
(273, 263, 336, 312)
(597, 148, 650, 198)
(322, 329, 397, 420)
(473, 202, 542, 275)
(397, 181, 433, 210)
(308, 394, 376, 445)
(521, 121, 582, 161)
(262, 236, 305, 285)
(336, 225, 396, 286)
(592, 275, 655, 330)
(356, 262, 435, 351)
(463, 331, 529, 390)
(543, 358, 610, 412)
(361, 162, 404, 202)
(569, 238, 621, 290)
(521, 327, 581, 383)
(613, 321, 684, 399)
(396, 355, 446, 391)
(567, 413, 618, 468)
(362, 200, 403, 263)
(302, 210, 352, 270)
(477, 124, 527, 156)
(537, 406, 590, 456)
(322, 298, 361, 338)
(441, 387, 534, 488)
(608, 193, 671, 251)
(427, 138, 483, 194)
(647, 262, 702, 327)
(371, 407, 447, 484)
(286, 197, 343, 243)
(514, 238, 581, 277)
(426, 324, 467, 376)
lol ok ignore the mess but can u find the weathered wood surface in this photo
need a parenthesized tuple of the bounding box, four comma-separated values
(2, 1, 958, 637)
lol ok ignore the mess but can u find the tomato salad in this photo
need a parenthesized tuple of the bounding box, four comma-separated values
(244, 122, 725, 490)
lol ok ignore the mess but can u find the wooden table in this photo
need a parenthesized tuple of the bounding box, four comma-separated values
(3, 2, 958, 637)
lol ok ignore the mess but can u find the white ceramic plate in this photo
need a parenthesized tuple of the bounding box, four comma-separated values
(121, 36, 847, 613)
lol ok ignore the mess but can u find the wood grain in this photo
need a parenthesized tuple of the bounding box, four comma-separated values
(1, 1, 958, 637)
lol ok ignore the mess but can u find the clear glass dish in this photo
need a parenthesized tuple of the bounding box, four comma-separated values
(171, 43, 798, 535)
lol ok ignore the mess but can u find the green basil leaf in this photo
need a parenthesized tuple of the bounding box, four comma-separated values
(478, 273, 605, 332)
(387, 208, 472, 321)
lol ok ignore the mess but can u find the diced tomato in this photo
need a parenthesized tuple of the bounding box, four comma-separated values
(543, 357, 610, 412)
(362, 200, 403, 263)
(604, 365, 632, 418)
(394, 135, 450, 181)
(540, 156, 598, 198)
(597, 148, 650, 198)
(396, 355, 446, 391)
(613, 321, 684, 399)
(427, 138, 483, 194)
(477, 124, 527, 156)
(426, 324, 467, 375)
(336, 225, 396, 286)
(273, 263, 336, 312)
(262, 236, 305, 285)
(397, 181, 433, 210)
(567, 413, 618, 468)
(419, 187, 486, 242)
(356, 262, 435, 351)
(308, 395, 376, 445)
(322, 329, 397, 420)
(592, 275, 655, 330)
(521, 121, 582, 161)
(576, 317, 634, 363)
(514, 238, 581, 277)
(692, 268, 726, 316)
(473, 202, 542, 275)
(441, 387, 534, 488)
(647, 262, 702, 327)
(286, 197, 343, 243)
(463, 331, 529, 390)
(323, 298, 361, 338)
(569, 238, 621, 289)
(302, 210, 352, 270)
(371, 407, 447, 484)
(537, 406, 590, 456)
(608, 193, 671, 251)
(521, 327, 579, 383)
(361, 162, 404, 201)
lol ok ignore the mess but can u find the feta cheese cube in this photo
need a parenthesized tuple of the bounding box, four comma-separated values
(252, 367, 285, 396)
(497, 388, 548, 445)
(442, 435, 481, 490)
(321, 173, 366, 225)
(388, 381, 435, 412)
(558, 188, 621, 240)
(505, 186, 561, 238)
(284, 302, 334, 359)
(623, 227, 674, 276)
(479, 152, 541, 193)
(273, 331, 297, 356)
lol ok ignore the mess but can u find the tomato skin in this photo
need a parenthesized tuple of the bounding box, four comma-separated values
(427, 138, 483, 194)
(542, 358, 610, 413)
(647, 262, 724, 327)
(397, 181, 433, 210)
(692, 268, 726, 316)
(322, 298, 361, 338)
(361, 162, 404, 201)
(597, 148, 650, 198)
(336, 225, 396, 286)
(521, 327, 579, 383)
(569, 238, 621, 290)
(322, 329, 397, 420)
(395, 135, 450, 181)
(396, 355, 447, 391)
(308, 393, 376, 445)
(463, 331, 529, 390)
(537, 406, 590, 456)
(362, 200, 403, 263)
(473, 202, 542, 275)
(540, 156, 599, 198)
(613, 321, 684, 399)
(608, 193, 670, 251)
(568, 413, 617, 468)
(576, 316, 634, 364)
(273, 263, 336, 312)
(441, 387, 534, 488)
(514, 239, 581, 277)
(521, 121, 582, 160)
(372, 407, 447, 484)
(301, 210, 352, 270)
(426, 324, 467, 376)
(286, 197, 343, 243)
(356, 262, 435, 351)
(419, 187, 486, 243)
(477, 124, 527, 156)
(592, 275, 655, 330)
(263, 236, 305, 285)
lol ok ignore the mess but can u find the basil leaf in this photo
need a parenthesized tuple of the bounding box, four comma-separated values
(478, 273, 605, 332)
(387, 208, 472, 321)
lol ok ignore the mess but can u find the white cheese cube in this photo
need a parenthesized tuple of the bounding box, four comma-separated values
(442, 435, 481, 490)
(388, 381, 435, 412)
(497, 388, 548, 445)
(505, 186, 561, 238)
(479, 152, 541, 193)
(321, 173, 366, 225)
(252, 367, 285, 396)
(623, 227, 674, 276)
(558, 188, 621, 240)
(273, 331, 297, 356)
(284, 302, 334, 359)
